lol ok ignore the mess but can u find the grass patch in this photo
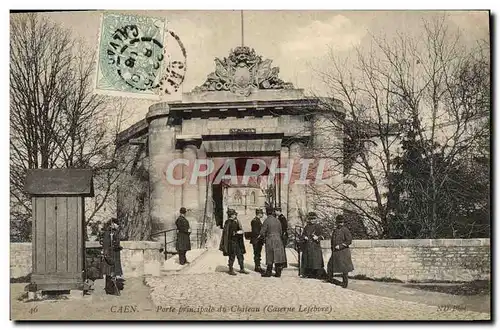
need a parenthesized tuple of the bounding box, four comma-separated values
(17, 290, 71, 302)
(404, 280, 490, 296)
(16, 292, 28, 301)
(350, 274, 371, 281)
(407, 279, 470, 284)
(349, 274, 404, 283)
(375, 277, 404, 283)
(349, 275, 490, 295)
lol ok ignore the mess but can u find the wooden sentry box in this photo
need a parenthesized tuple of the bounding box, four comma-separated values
(24, 169, 94, 292)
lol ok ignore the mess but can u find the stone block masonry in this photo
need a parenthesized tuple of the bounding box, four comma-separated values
(11, 239, 490, 283)
(10, 243, 31, 279)
(10, 241, 164, 279)
(321, 238, 490, 282)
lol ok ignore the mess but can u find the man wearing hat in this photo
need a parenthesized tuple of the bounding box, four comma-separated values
(219, 208, 249, 275)
(250, 208, 265, 272)
(275, 207, 288, 269)
(299, 212, 325, 278)
(327, 214, 354, 288)
(175, 207, 191, 265)
(258, 207, 287, 277)
(100, 218, 124, 295)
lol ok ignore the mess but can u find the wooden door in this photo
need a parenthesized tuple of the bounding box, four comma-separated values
(32, 196, 84, 287)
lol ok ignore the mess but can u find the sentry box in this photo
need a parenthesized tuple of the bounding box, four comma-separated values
(24, 169, 94, 293)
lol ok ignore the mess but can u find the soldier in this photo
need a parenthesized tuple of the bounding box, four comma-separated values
(175, 207, 191, 265)
(250, 208, 265, 272)
(275, 207, 288, 244)
(299, 212, 325, 278)
(219, 208, 249, 275)
(327, 215, 354, 288)
(100, 218, 124, 295)
(110, 218, 123, 281)
(275, 207, 288, 269)
(258, 207, 287, 278)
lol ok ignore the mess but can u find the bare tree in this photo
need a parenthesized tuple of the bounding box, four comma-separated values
(116, 141, 150, 240)
(308, 45, 402, 237)
(311, 17, 490, 238)
(10, 13, 131, 240)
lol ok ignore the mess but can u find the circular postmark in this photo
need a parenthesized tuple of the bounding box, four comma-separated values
(159, 30, 187, 95)
(105, 24, 165, 91)
(99, 14, 187, 95)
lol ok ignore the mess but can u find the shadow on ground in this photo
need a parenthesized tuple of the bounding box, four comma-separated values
(403, 280, 490, 296)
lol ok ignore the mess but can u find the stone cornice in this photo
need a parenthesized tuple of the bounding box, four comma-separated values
(116, 96, 344, 147)
(115, 118, 149, 147)
(169, 98, 315, 111)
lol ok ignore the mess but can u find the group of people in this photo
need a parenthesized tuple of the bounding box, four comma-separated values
(175, 206, 354, 288)
(299, 212, 354, 288)
(220, 207, 289, 277)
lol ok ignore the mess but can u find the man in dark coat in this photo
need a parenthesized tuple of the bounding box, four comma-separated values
(258, 207, 287, 277)
(299, 212, 325, 278)
(219, 208, 249, 275)
(250, 208, 264, 272)
(100, 218, 124, 295)
(109, 218, 123, 279)
(327, 215, 354, 288)
(175, 207, 191, 265)
(275, 207, 288, 269)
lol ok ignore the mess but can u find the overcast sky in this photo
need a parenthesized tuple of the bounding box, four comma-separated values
(34, 10, 489, 127)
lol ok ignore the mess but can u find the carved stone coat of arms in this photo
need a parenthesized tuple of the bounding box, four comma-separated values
(193, 46, 294, 96)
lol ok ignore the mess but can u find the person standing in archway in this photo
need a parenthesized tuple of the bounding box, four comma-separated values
(259, 207, 287, 277)
(275, 207, 288, 269)
(219, 208, 249, 275)
(175, 207, 191, 265)
(250, 208, 265, 273)
(327, 215, 354, 288)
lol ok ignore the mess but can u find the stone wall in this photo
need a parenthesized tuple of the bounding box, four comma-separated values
(12, 239, 490, 282)
(10, 243, 32, 279)
(10, 241, 164, 280)
(321, 238, 491, 282)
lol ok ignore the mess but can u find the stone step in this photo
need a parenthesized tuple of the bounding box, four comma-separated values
(161, 249, 208, 275)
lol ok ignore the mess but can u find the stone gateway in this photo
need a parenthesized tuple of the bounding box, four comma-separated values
(116, 46, 345, 246)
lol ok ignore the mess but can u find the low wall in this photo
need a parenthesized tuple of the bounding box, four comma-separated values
(12, 238, 491, 282)
(10, 243, 32, 279)
(321, 238, 491, 282)
(10, 241, 164, 280)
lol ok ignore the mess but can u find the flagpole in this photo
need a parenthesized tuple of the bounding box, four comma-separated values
(241, 10, 244, 47)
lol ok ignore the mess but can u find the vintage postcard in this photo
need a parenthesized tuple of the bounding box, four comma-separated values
(9, 9, 491, 321)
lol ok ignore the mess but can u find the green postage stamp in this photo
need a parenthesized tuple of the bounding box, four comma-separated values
(95, 13, 169, 98)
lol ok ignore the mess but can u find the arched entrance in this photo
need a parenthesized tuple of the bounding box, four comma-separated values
(211, 157, 276, 230)
(115, 46, 344, 245)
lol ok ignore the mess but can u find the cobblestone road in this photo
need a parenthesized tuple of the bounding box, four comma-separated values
(144, 249, 491, 320)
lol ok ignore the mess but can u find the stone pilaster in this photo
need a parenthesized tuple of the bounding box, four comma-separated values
(287, 142, 306, 227)
(173, 149, 184, 217)
(279, 146, 290, 220)
(148, 107, 177, 232)
(196, 146, 209, 247)
(182, 145, 200, 246)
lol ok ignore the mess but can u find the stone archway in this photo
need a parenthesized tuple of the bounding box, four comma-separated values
(115, 46, 345, 245)
(205, 156, 276, 249)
